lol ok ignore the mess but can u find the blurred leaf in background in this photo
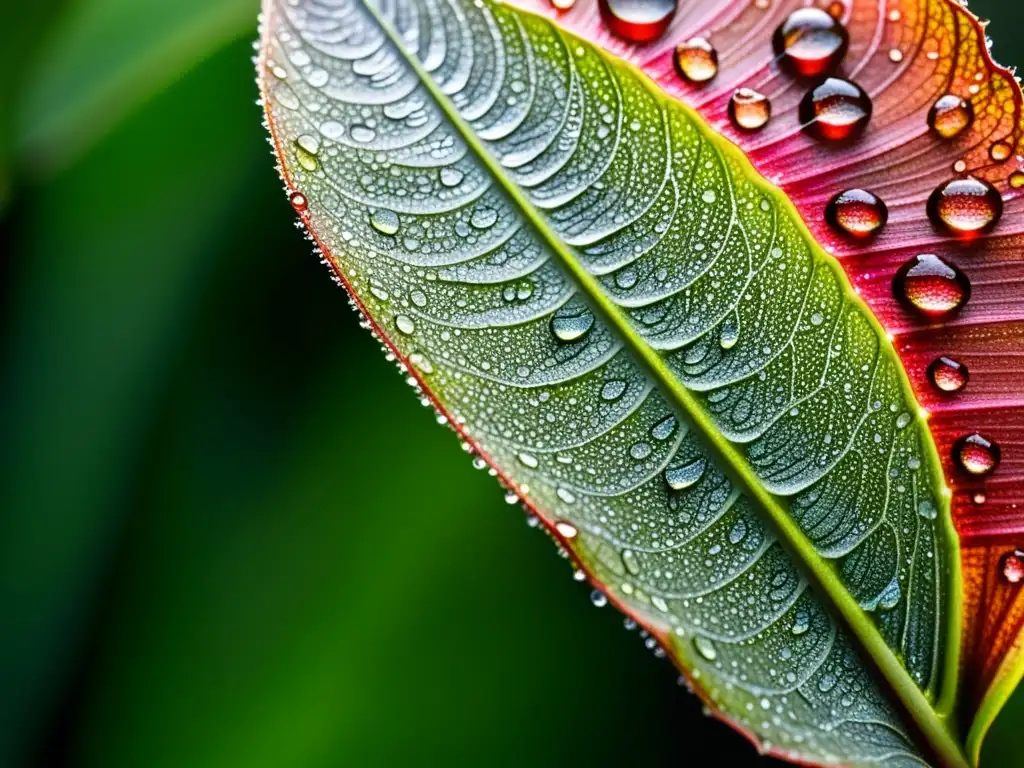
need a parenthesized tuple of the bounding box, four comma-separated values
(2, 1, 1023, 767)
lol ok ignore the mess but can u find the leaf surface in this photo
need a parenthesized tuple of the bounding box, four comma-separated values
(256, 0, 994, 764)
(498, 0, 1024, 758)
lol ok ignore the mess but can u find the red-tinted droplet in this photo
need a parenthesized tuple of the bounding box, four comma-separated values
(728, 88, 771, 131)
(289, 191, 308, 211)
(1010, 171, 1024, 189)
(674, 37, 718, 84)
(990, 141, 1012, 162)
(825, 188, 888, 238)
(927, 356, 969, 393)
(953, 432, 1001, 476)
(773, 8, 849, 78)
(1001, 550, 1024, 584)
(927, 176, 1003, 237)
(550, 0, 575, 9)
(928, 95, 974, 140)
(893, 254, 970, 320)
(800, 77, 872, 142)
(598, 0, 677, 43)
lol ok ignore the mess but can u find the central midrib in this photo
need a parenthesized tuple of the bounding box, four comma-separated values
(353, 1, 969, 764)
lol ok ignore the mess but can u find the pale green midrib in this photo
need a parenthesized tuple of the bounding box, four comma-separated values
(355, 2, 968, 765)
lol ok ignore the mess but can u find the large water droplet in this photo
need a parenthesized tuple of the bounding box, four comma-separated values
(598, 0, 677, 43)
(550, 308, 595, 342)
(1001, 550, 1024, 584)
(927, 176, 1003, 237)
(664, 458, 706, 490)
(370, 208, 400, 235)
(601, 379, 628, 401)
(289, 191, 308, 211)
(800, 78, 871, 142)
(719, 316, 739, 349)
(651, 416, 677, 441)
(928, 94, 974, 139)
(773, 7, 849, 78)
(555, 520, 578, 539)
(693, 635, 717, 661)
(470, 207, 498, 229)
(790, 608, 810, 635)
(927, 356, 969, 393)
(893, 254, 970, 320)
(990, 141, 1012, 162)
(674, 37, 718, 84)
(395, 314, 416, 335)
(728, 88, 771, 131)
(953, 433, 1000, 476)
(825, 188, 888, 239)
(440, 167, 465, 187)
(294, 136, 319, 172)
(590, 589, 608, 607)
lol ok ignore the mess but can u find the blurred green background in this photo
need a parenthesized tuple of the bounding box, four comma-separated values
(2, 1, 1022, 766)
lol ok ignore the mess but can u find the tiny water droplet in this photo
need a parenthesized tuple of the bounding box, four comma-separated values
(550, 308, 595, 342)
(622, 549, 641, 575)
(927, 176, 1003, 237)
(289, 191, 308, 211)
(773, 7, 849, 78)
(349, 124, 376, 143)
(517, 452, 539, 468)
(598, 0, 677, 43)
(825, 188, 888, 238)
(504, 490, 519, 505)
(990, 141, 1012, 162)
(370, 208, 400, 235)
(440, 167, 464, 187)
(555, 520, 579, 538)
(601, 379, 628, 401)
(800, 77, 872, 142)
(728, 518, 748, 544)
(790, 608, 810, 635)
(719, 317, 739, 349)
(1009, 171, 1024, 190)
(928, 356, 969, 393)
(630, 441, 652, 460)
(893, 254, 970, 320)
(917, 499, 937, 520)
(665, 458, 706, 490)
(953, 433, 1000, 476)
(888, 48, 903, 63)
(1001, 550, 1024, 584)
(693, 636, 717, 661)
(588, 589, 608, 608)
(928, 95, 974, 139)
(395, 314, 416, 334)
(557, 487, 577, 504)
(896, 411, 912, 429)
(674, 37, 718, 84)
(470, 207, 498, 229)
(728, 88, 771, 131)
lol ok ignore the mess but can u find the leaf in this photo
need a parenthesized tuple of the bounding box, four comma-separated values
(256, 0, 1001, 764)
(500, 0, 1024, 760)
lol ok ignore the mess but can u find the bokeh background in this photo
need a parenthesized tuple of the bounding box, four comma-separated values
(2, 1, 1023, 766)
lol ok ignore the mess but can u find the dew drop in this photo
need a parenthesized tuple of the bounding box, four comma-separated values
(289, 191, 308, 211)
(728, 88, 771, 131)
(349, 124, 376, 143)
(693, 635, 717, 661)
(550, 0, 575, 9)
(630, 441, 652, 460)
(651, 415, 677, 441)
(557, 487, 577, 504)
(555, 520, 578, 538)
(550, 308, 595, 342)
(790, 608, 810, 635)
(719, 317, 739, 349)
(601, 379, 628, 401)
(953, 433, 1001, 476)
(1010, 171, 1024, 190)
(799, 77, 872, 142)
(294, 141, 319, 172)
(517, 452, 539, 469)
(665, 458, 706, 490)
(1001, 551, 1024, 584)
(896, 412, 912, 429)
(598, 0, 677, 43)
(917, 499, 937, 520)
(470, 207, 498, 229)
(893, 254, 970, 320)
(927, 356, 969, 393)
(928, 95, 974, 140)
(395, 314, 416, 335)
(990, 141, 1012, 162)
(773, 7, 849, 78)
(927, 176, 1003, 237)
(674, 37, 718, 84)
(440, 167, 464, 187)
(622, 549, 641, 575)
(825, 188, 888, 239)
(370, 208, 400, 235)
(728, 518, 748, 545)
(590, 589, 608, 607)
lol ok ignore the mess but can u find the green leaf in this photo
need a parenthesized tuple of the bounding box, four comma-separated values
(259, 0, 965, 765)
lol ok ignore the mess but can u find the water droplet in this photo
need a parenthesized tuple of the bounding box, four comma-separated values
(504, 490, 519, 505)
(728, 88, 771, 131)
(674, 37, 718, 84)
(825, 188, 888, 239)
(664, 458, 706, 490)
(550, 308, 595, 342)
(517, 452, 539, 468)
(550, 0, 575, 9)
(294, 139, 319, 172)
(927, 176, 1003, 237)
(1001, 551, 1024, 584)
(888, 48, 904, 63)
(598, 0, 677, 43)
(896, 412, 912, 429)
(410, 290, 427, 308)
(928, 356, 969, 393)
(893, 254, 970, 320)
(555, 520, 579, 538)
(601, 379, 628, 401)
(719, 317, 739, 349)
(289, 191, 308, 211)
(622, 549, 641, 575)
(928, 95, 974, 139)
(990, 141, 1012, 162)
(349, 124, 376, 143)
(1010, 171, 1024, 190)
(773, 7, 849, 78)
(693, 635, 717, 661)
(651, 416, 677, 441)
(953, 433, 1001, 476)
(590, 589, 608, 607)
(918, 499, 937, 520)
(440, 167, 464, 187)
(630, 441, 652, 460)
(790, 608, 810, 635)
(370, 208, 400, 235)
(395, 314, 416, 334)
(800, 77, 872, 142)
(470, 207, 498, 229)
(557, 487, 577, 504)
(728, 518, 748, 544)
